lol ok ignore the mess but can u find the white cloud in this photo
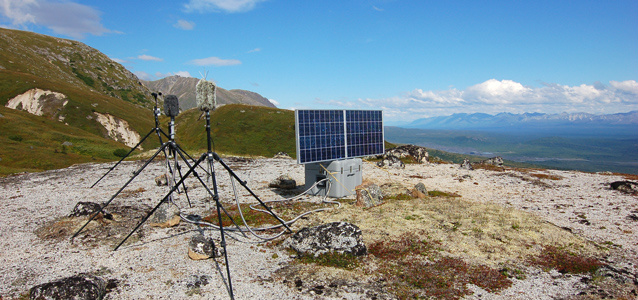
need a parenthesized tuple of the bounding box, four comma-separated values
(137, 54, 163, 61)
(174, 19, 195, 30)
(247, 48, 261, 53)
(110, 57, 126, 64)
(184, 0, 267, 13)
(0, 0, 110, 39)
(189, 56, 241, 66)
(134, 71, 153, 81)
(610, 80, 638, 96)
(268, 99, 279, 106)
(322, 79, 638, 122)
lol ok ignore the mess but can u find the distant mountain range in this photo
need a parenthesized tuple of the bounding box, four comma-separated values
(142, 75, 275, 111)
(405, 111, 638, 137)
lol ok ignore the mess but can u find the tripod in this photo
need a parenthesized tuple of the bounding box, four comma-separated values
(73, 108, 293, 300)
(90, 93, 170, 188)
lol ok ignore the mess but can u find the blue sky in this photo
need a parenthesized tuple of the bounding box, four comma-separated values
(2, 0, 637, 123)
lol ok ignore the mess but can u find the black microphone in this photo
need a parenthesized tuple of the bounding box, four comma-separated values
(164, 95, 180, 118)
(196, 79, 216, 112)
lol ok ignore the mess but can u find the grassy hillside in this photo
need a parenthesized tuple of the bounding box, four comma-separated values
(0, 105, 137, 175)
(175, 104, 296, 157)
(0, 28, 152, 107)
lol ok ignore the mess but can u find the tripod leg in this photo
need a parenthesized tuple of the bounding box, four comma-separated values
(173, 148, 243, 233)
(207, 155, 235, 300)
(173, 151, 192, 207)
(213, 153, 293, 233)
(90, 128, 156, 188)
(114, 153, 207, 250)
(72, 142, 171, 239)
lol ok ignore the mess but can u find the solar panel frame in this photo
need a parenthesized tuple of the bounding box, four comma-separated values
(295, 109, 384, 164)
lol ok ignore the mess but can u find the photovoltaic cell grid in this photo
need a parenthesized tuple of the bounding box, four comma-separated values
(295, 109, 384, 164)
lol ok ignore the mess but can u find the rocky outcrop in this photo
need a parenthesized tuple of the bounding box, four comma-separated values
(376, 145, 430, 168)
(284, 222, 367, 257)
(93, 112, 141, 148)
(477, 156, 504, 167)
(376, 155, 404, 169)
(460, 158, 473, 170)
(610, 181, 638, 195)
(29, 274, 107, 300)
(384, 145, 429, 163)
(5, 88, 68, 118)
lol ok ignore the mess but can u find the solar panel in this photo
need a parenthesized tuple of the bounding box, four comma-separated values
(295, 109, 384, 164)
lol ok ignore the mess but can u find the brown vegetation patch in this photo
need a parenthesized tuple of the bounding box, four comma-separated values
(529, 245, 604, 274)
(273, 194, 606, 298)
(34, 203, 153, 248)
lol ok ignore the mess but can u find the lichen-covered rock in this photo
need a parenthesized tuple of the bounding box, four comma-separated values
(269, 174, 296, 190)
(414, 182, 427, 194)
(188, 234, 220, 260)
(460, 158, 474, 170)
(69, 202, 111, 220)
(478, 156, 504, 167)
(69, 202, 103, 217)
(30, 274, 107, 300)
(610, 181, 638, 195)
(355, 182, 383, 208)
(411, 183, 428, 199)
(149, 201, 180, 228)
(376, 155, 404, 169)
(384, 145, 429, 164)
(284, 222, 367, 257)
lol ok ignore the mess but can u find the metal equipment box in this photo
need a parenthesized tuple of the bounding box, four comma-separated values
(304, 158, 362, 198)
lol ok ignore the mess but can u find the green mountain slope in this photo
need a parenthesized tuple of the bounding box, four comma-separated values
(175, 104, 296, 157)
(0, 28, 161, 175)
(0, 28, 152, 106)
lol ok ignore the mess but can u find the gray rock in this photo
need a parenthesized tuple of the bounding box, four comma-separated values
(610, 181, 638, 195)
(284, 222, 367, 257)
(376, 155, 404, 169)
(148, 200, 180, 227)
(414, 182, 427, 194)
(384, 144, 429, 164)
(69, 202, 110, 219)
(62, 141, 73, 147)
(460, 158, 473, 170)
(478, 156, 504, 167)
(188, 234, 220, 260)
(30, 274, 107, 300)
(355, 182, 383, 208)
(269, 174, 296, 190)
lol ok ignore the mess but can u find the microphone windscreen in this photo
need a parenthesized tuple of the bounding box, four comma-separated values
(196, 79, 216, 112)
(164, 95, 180, 117)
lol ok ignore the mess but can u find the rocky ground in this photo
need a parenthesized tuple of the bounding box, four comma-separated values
(0, 156, 637, 299)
